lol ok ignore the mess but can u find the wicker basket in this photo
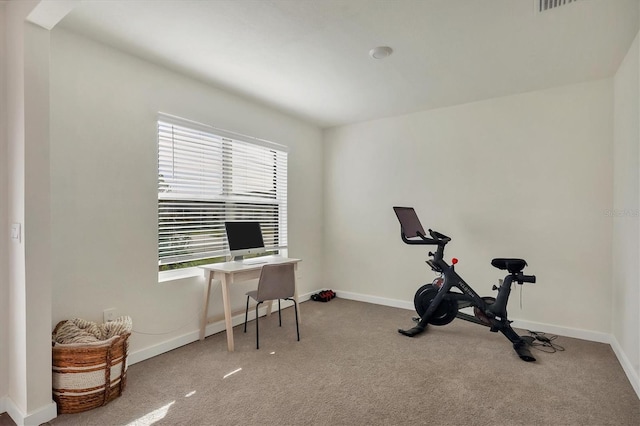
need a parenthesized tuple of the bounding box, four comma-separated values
(52, 321, 130, 414)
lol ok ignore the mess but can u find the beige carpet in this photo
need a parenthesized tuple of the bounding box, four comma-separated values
(43, 298, 638, 426)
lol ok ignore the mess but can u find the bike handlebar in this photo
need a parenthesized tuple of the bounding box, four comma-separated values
(428, 229, 451, 243)
(518, 274, 536, 284)
(401, 229, 450, 246)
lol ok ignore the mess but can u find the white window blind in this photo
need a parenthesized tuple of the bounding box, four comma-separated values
(158, 116, 287, 270)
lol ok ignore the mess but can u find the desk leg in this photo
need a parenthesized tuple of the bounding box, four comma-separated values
(200, 271, 213, 341)
(220, 274, 235, 352)
(294, 265, 302, 324)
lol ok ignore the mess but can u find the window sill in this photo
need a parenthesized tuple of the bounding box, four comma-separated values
(158, 266, 202, 283)
(157, 248, 288, 284)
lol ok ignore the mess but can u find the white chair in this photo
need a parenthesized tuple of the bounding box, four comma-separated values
(243, 263, 300, 349)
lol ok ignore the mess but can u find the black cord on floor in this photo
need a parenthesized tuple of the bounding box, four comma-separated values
(526, 330, 565, 353)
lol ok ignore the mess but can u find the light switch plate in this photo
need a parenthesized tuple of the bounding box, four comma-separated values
(11, 223, 21, 242)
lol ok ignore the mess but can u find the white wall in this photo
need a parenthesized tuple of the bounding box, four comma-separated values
(324, 79, 613, 335)
(0, 0, 8, 405)
(613, 30, 640, 394)
(4, 1, 58, 424)
(23, 20, 54, 420)
(5, 2, 28, 415)
(49, 28, 324, 358)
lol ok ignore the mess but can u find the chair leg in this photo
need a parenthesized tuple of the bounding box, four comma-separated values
(287, 298, 300, 342)
(255, 302, 262, 349)
(244, 296, 250, 333)
(293, 300, 300, 341)
(278, 299, 282, 327)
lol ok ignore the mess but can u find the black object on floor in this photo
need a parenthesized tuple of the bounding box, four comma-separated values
(311, 290, 336, 302)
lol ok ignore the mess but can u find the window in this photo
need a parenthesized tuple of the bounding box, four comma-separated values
(157, 115, 287, 271)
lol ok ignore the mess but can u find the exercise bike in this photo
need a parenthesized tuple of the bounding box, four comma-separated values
(393, 206, 537, 362)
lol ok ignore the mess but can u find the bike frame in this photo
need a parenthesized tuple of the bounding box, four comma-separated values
(393, 206, 537, 361)
(423, 246, 514, 329)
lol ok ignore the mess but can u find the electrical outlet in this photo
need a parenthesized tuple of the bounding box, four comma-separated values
(103, 308, 117, 323)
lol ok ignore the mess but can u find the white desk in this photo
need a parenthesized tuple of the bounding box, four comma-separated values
(199, 256, 301, 351)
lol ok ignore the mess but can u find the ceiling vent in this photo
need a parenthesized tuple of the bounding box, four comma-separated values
(537, 0, 582, 13)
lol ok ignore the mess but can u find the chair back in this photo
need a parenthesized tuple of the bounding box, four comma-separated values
(256, 263, 295, 302)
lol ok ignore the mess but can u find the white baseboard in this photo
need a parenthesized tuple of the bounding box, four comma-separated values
(509, 318, 611, 344)
(128, 330, 201, 366)
(333, 290, 413, 311)
(335, 289, 638, 399)
(2, 396, 57, 426)
(610, 335, 640, 399)
(128, 292, 312, 366)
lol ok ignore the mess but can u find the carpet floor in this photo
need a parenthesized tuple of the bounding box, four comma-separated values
(42, 298, 640, 425)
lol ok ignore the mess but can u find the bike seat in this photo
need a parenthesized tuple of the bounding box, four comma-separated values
(491, 258, 527, 274)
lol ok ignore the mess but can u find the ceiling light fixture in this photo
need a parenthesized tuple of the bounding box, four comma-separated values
(369, 46, 393, 59)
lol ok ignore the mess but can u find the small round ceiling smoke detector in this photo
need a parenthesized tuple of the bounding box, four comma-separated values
(369, 46, 393, 59)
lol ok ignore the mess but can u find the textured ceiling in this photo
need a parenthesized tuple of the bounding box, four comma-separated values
(58, 0, 639, 128)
